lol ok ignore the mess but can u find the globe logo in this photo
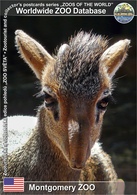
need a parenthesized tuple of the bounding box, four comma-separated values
(114, 3, 134, 24)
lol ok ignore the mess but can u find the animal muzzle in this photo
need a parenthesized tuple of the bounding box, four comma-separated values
(68, 120, 91, 170)
(70, 145, 91, 170)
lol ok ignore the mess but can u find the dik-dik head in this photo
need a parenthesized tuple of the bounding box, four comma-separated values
(15, 30, 130, 170)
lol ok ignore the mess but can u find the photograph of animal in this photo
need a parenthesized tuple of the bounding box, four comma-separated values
(0, 29, 130, 194)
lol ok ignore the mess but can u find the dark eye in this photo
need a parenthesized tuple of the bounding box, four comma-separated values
(43, 92, 59, 120)
(97, 97, 109, 110)
(44, 92, 56, 108)
(37, 90, 59, 121)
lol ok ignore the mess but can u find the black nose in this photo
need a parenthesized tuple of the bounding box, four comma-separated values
(70, 159, 85, 170)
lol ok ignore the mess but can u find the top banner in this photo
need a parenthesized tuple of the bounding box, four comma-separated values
(1, 1, 136, 17)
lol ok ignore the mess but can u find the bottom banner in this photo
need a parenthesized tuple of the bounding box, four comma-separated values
(0, 181, 136, 194)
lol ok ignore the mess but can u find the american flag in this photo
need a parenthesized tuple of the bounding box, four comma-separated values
(3, 177, 24, 192)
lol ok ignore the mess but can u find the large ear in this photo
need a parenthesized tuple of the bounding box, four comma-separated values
(100, 39, 130, 78)
(15, 30, 55, 79)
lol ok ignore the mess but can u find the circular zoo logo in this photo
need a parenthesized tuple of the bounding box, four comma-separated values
(114, 3, 134, 24)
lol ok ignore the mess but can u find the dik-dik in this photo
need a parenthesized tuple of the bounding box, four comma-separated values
(0, 30, 130, 194)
